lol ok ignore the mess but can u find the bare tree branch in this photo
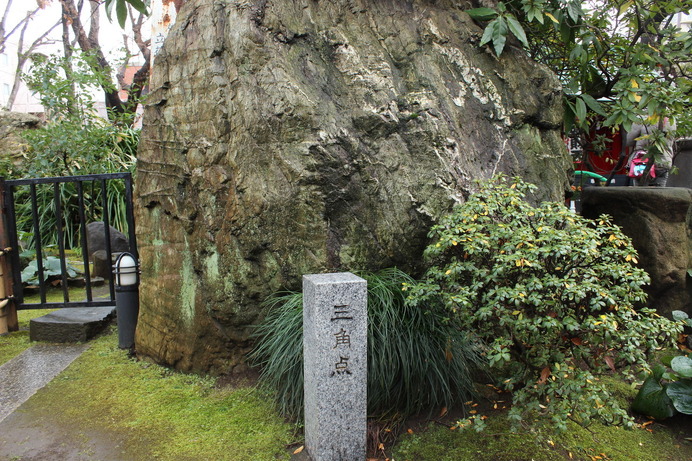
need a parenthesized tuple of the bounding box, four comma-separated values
(58, 0, 126, 114)
(1, 3, 41, 54)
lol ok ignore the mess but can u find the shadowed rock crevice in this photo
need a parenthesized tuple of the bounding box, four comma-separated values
(134, 0, 572, 373)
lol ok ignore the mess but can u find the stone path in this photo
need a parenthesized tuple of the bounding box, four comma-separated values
(0, 343, 89, 423)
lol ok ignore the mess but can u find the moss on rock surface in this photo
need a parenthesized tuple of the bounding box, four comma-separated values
(135, 0, 572, 372)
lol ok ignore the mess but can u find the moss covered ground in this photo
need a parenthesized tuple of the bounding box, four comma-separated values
(4, 323, 296, 460)
(2, 308, 690, 460)
(392, 413, 691, 461)
(392, 377, 691, 461)
(0, 308, 56, 366)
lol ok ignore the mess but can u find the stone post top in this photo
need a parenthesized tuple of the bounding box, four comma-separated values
(303, 272, 366, 285)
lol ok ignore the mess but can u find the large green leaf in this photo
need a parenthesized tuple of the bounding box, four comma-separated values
(506, 15, 528, 48)
(480, 17, 509, 56)
(491, 17, 509, 56)
(672, 309, 692, 327)
(466, 7, 498, 21)
(631, 375, 676, 419)
(125, 0, 148, 15)
(666, 380, 692, 415)
(116, 0, 128, 28)
(671, 356, 692, 378)
(575, 97, 587, 122)
(672, 310, 689, 321)
(581, 94, 607, 116)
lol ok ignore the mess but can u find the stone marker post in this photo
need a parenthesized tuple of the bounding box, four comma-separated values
(303, 272, 367, 461)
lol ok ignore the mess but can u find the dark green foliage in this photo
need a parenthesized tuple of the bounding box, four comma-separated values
(248, 268, 485, 420)
(11, 179, 131, 251)
(632, 310, 692, 418)
(20, 256, 81, 284)
(406, 175, 681, 430)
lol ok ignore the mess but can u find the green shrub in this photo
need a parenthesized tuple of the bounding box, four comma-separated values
(248, 268, 485, 420)
(2, 52, 138, 250)
(405, 175, 681, 430)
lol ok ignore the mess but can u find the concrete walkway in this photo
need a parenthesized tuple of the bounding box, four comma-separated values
(0, 343, 89, 423)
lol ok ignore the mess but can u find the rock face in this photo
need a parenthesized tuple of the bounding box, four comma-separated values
(86, 222, 130, 259)
(0, 112, 41, 171)
(581, 187, 692, 319)
(134, 0, 572, 373)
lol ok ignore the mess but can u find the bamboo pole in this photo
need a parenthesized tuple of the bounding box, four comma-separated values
(0, 178, 18, 334)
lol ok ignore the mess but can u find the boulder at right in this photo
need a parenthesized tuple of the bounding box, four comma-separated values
(581, 187, 692, 318)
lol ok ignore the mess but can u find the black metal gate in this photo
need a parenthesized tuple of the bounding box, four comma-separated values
(1, 173, 137, 310)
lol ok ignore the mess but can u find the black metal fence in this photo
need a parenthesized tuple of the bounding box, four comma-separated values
(1, 173, 137, 310)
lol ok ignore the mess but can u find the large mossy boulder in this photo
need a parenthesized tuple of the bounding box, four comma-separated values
(134, 0, 572, 373)
(581, 187, 692, 319)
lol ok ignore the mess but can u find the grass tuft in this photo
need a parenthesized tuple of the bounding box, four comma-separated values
(248, 268, 486, 420)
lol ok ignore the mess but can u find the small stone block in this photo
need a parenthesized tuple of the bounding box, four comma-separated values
(29, 306, 116, 343)
(303, 272, 367, 461)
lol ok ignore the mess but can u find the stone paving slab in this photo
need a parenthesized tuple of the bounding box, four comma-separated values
(30, 306, 116, 343)
(0, 344, 89, 424)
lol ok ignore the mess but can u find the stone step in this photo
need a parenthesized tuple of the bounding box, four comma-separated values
(29, 306, 116, 343)
(0, 344, 89, 423)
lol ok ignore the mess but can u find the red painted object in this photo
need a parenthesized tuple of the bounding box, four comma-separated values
(585, 128, 627, 176)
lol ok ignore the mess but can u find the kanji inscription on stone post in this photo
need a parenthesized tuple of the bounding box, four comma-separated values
(303, 272, 367, 461)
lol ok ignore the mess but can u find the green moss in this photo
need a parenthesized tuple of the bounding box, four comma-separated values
(0, 330, 31, 366)
(557, 419, 689, 461)
(28, 327, 294, 460)
(393, 412, 692, 461)
(393, 417, 558, 461)
(0, 308, 58, 365)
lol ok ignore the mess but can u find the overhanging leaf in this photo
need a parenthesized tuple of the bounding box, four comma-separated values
(631, 375, 675, 419)
(125, 0, 148, 15)
(506, 15, 528, 48)
(575, 97, 587, 122)
(104, 0, 115, 21)
(666, 380, 692, 415)
(116, 0, 128, 28)
(671, 356, 692, 378)
(466, 7, 498, 21)
(491, 17, 509, 56)
(581, 94, 607, 116)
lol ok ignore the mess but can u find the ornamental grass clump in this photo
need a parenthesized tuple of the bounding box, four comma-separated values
(405, 174, 681, 431)
(248, 268, 484, 420)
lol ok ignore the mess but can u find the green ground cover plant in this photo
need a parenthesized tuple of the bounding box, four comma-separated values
(405, 175, 682, 431)
(0, 308, 56, 366)
(249, 268, 485, 420)
(393, 409, 691, 461)
(23, 325, 295, 460)
(632, 311, 692, 419)
(3, 305, 689, 459)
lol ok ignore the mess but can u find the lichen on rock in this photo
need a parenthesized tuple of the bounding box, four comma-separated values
(134, 0, 572, 373)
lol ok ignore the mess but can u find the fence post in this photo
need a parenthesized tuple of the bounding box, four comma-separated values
(0, 178, 18, 334)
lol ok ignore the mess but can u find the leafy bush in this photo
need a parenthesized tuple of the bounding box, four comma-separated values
(405, 175, 681, 430)
(2, 52, 138, 250)
(248, 268, 485, 420)
(632, 310, 692, 419)
(21, 256, 82, 284)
